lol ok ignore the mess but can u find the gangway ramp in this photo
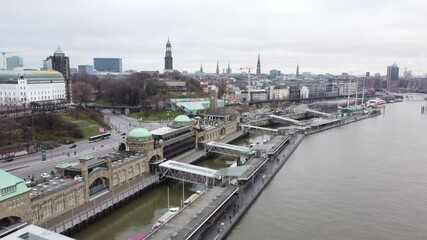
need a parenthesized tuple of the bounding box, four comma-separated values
(159, 160, 220, 185)
(205, 141, 254, 157)
(240, 124, 279, 135)
(269, 115, 305, 126)
(304, 109, 333, 118)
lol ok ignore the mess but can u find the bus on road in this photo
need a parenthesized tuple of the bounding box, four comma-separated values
(88, 133, 111, 143)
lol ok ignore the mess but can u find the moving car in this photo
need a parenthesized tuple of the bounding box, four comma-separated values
(69, 144, 77, 149)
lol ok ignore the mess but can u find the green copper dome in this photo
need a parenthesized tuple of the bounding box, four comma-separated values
(128, 128, 152, 138)
(174, 115, 191, 123)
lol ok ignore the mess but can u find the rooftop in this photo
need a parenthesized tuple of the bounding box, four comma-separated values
(0, 169, 30, 202)
(55, 162, 80, 169)
(128, 128, 152, 138)
(54, 46, 65, 55)
(174, 115, 191, 123)
(2, 224, 74, 240)
(150, 126, 182, 136)
(0, 70, 65, 84)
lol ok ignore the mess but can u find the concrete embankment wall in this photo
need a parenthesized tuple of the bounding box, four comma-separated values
(56, 130, 246, 236)
(307, 113, 380, 135)
(218, 133, 305, 240)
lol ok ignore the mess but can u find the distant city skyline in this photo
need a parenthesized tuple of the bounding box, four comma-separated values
(1, 0, 426, 75)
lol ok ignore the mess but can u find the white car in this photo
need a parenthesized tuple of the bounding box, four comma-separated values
(41, 173, 51, 179)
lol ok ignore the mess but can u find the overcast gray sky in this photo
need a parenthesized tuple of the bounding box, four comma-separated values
(1, 0, 427, 75)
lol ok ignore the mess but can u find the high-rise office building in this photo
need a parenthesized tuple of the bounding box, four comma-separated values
(44, 46, 70, 79)
(164, 38, 173, 72)
(270, 69, 281, 78)
(44, 46, 72, 101)
(256, 54, 261, 75)
(93, 58, 122, 72)
(386, 63, 399, 90)
(296, 63, 300, 78)
(6, 56, 23, 70)
(78, 65, 94, 76)
(216, 61, 219, 75)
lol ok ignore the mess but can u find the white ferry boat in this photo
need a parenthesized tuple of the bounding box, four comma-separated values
(366, 98, 386, 107)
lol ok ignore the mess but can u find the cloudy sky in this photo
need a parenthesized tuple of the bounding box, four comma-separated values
(1, 0, 427, 75)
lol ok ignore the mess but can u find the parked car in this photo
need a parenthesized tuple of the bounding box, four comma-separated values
(41, 173, 51, 180)
(69, 144, 77, 149)
(121, 133, 126, 136)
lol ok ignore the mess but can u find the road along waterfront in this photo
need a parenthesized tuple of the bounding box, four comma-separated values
(227, 100, 427, 240)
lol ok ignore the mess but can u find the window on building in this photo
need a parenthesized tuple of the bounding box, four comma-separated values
(42, 200, 52, 218)
(68, 191, 76, 207)
(31, 205, 39, 222)
(56, 195, 64, 213)
(1, 185, 17, 195)
(78, 188, 84, 203)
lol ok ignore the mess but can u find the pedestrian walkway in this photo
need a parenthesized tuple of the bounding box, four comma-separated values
(47, 174, 159, 233)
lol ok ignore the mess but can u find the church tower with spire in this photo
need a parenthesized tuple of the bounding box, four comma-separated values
(256, 54, 261, 75)
(164, 38, 173, 73)
(216, 61, 219, 75)
(296, 63, 300, 78)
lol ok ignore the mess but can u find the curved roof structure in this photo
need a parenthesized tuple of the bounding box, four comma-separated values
(0, 70, 65, 84)
(174, 115, 191, 123)
(128, 128, 152, 138)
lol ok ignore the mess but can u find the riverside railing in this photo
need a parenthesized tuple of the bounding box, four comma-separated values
(50, 174, 159, 233)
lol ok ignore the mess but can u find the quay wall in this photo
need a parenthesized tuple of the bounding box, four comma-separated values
(49, 130, 246, 235)
(306, 113, 380, 135)
(201, 113, 381, 239)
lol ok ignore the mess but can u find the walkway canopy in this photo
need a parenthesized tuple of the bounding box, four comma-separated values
(205, 141, 254, 157)
(159, 160, 220, 185)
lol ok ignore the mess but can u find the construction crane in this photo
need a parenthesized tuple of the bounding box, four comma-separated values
(1, 52, 8, 70)
(1, 49, 33, 70)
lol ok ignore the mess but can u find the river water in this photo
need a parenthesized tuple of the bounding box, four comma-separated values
(74, 100, 427, 240)
(227, 100, 427, 240)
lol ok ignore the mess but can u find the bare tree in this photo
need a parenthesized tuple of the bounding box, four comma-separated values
(0, 118, 19, 145)
(72, 81, 94, 105)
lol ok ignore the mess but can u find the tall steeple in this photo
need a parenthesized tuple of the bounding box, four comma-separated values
(200, 64, 204, 73)
(296, 63, 300, 78)
(256, 54, 261, 75)
(216, 61, 219, 75)
(164, 38, 173, 72)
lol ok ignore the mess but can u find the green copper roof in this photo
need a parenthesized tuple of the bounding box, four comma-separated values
(54, 46, 65, 55)
(0, 169, 30, 202)
(55, 162, 80, 169)
(79, 155, 94, 162)
(174, 115, 191, 123)
(0, 70, 65, 84)
(128, 128, 152, 138)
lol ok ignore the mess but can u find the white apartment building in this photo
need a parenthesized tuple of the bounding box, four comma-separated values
(339, 81, 358, 96)
(0, 70, 66, 106)
(270, 85, 290, 100)
(300, 86, 309, 99)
